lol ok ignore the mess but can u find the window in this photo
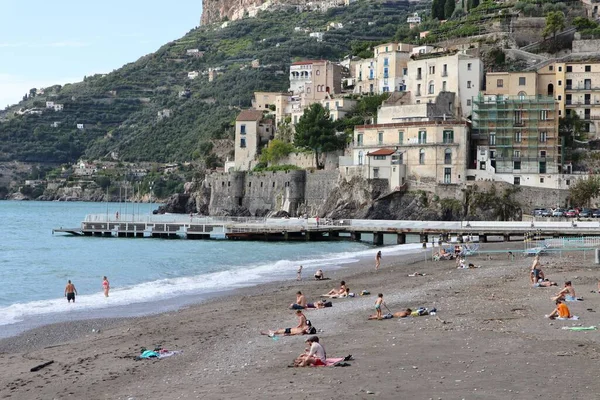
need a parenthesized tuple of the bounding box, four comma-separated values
(539, 131, 547, 142)
(443, 130, 454, 143)
(377, 132, 384, 145)
(586, 65, 591, 72)
(444, 168, 451, 183)
(467, 99, 472, 106)
(549, 66, 554, 71)
(306, 87, 311, 94)
(374, 155, 386, 160)
(358, 151, 364, 165)
(514, 177, 521, 185)
(393, 153, 403, 164)
(567, 66, 572, 72)
(240, 124, 246, 134)
(540, 177, 545, 183)
(558, 80, 562, 86)
(240, 138, 246, 148)
(518, 91, 527, 99)
(490, 150, 496, 158)
(384, 67, 389, 78)
(513, 150, 521, 158)
(558, 66, 562, 72)
(416, 84, 421, 96)
(467, 81, 472, 89)
(444, 148, 452, 164)
(419, 149, 425, 164)
(373, 168, 379, 178)
(357, 133, 363, 146)
(384, 58, 389, 66)
(429, 65, 435, 74)
(398, 131, 404, 144)
(539, 161, 547, 174)
(315, 69, 320, 76)
(442, 64, 447, 76)
(540, 110, 548, 120)
(428, 81, 435, 94)
(442, 81, 447, 91)
(515, 131, 522, 142)
(467, 63, 472, 71)
(418, 130, 427, 144)
(489, 132, 496, 146)
(383, 86, 390, 92)
(558, 95, 562, 100)
(514, 161, 521, 170)
(497, 79, 504, 88)
(514, 111, 523, 126)
(402, 68, 408, 76)
(566, 179, 570, 186)
(417, 68, 422, 80)
(518, 77, 526, 86)
(540, 150, 547, 157)
(335, 101, 339, 107)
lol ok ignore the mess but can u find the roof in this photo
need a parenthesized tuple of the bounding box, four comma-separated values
(236, 109, 264, 122)
(367, 148, 396, 156)
(291, 60, 326, 66)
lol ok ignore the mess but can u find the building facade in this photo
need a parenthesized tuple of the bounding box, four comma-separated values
(289, 60, 342, 100)
(234, 110, 274, 171)
(353, 42, 413, 95)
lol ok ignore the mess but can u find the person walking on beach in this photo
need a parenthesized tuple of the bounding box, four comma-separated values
(102, 276, 110, 297)
(375, 251, 382, 270)
(65, 280, 77, 303)
(375, 293, 385, 320)
(297, 265, 303, 281)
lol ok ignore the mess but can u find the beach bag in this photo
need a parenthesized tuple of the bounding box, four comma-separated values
(324, 301, 332, 307)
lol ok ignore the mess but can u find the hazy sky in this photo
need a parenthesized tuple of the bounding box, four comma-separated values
(0, 0, 202, 108)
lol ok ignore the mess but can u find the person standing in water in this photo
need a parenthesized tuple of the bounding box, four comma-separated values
(375, 251, 382, 270)
(102, 276, 110, 297)
(297, 265, 303, 281)
(65, 280, 77, 303)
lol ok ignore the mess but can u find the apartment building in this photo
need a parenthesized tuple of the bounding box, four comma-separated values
(289, 60, 342, 100)
(470, 93, 562, 188)
(353, 43, 413, 95)
(406, 52, 483, 117)
(234, 110, 274, 171)
(347, 120, 468, 189)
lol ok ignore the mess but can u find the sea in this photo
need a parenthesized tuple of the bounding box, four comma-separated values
(0, 201, 425, 337)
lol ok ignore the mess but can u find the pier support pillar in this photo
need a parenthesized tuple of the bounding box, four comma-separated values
(373, 232, 384, 246)
(480, 234, 488, 243)
(504, 234, 511, 242)
(284, 231, 289, 241)
(351, 232, 361, 242)
(397, 233, 406, 245)
(305, 231, 311, 241)
(420, 234, 428, 248)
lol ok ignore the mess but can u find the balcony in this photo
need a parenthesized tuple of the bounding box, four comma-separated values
(416, 74, 422, 80)
(416, 91, 421, 96)
(441, 71, 448, 77)
(565, 85, 597, 91)
(565, 101, 600, 107)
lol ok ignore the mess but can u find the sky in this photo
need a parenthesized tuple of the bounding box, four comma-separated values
(0, 0, 202, 108)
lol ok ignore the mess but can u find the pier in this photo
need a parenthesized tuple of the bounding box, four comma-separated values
(53, 214, 600, 244)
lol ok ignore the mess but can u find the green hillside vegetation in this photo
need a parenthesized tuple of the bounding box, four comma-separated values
(0, 0, 418, 166)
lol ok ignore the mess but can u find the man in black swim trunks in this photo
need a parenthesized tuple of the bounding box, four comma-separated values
(65, 280, 78, 303)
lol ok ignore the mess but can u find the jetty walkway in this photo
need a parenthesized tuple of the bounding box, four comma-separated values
(53, 214, 600, 244)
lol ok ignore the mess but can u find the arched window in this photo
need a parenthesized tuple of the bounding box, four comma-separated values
(358, 151, 364, 165)
(518, 91, 527, 99)
(547, 83, 554, 96)
(444, 148, 452, 164)
(428, 80, 435, 94)
(419, 149, 425, 165)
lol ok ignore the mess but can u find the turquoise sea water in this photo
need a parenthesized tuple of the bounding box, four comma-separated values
(0, 201, 431, 331)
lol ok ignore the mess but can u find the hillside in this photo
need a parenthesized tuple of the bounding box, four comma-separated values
(0, 0, 418, 166)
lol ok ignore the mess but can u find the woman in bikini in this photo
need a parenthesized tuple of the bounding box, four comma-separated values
(102, 276, 110, 297)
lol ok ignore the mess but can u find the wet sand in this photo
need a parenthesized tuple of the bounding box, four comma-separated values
(2, 244, 600, 399)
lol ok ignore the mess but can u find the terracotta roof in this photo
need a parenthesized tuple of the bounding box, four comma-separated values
(291, 60, 326, 66)
(367, 148, 396, 156)
(236, 109, 264, 121)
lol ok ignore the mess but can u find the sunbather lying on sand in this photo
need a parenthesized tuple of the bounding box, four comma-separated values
(367, 308, 412, 320)
(533, 278, 557, 288)
(261, 310, 309, 336)
(322, 281, 347, 297)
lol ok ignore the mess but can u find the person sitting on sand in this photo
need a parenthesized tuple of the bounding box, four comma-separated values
(261, 310, 309, 337)
(546, 298, 572, 319)
(552, 281, 580, 302)
(314, 269, 325, 280)
(290, 291, 308, 309)
(323, 281, 346, 297)
(294, 336, 326, 367)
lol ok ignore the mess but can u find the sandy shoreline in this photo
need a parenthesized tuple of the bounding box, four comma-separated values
(2, 243, 600, 399)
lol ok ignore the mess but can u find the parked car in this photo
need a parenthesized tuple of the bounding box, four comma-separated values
(579, 208, 591, 218)
(565, 209, 577, 218)
(532, 208, 545, 216)
(593, 209, 600, 218)
(541, 209, 552, 217)
(552, 208, 566, 217)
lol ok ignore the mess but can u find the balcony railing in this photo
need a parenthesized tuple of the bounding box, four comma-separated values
(416, 74, 422, 80)
(441, 71, 448, 77)
(566, 101, 600, 107)
(565, 85, 597, 91)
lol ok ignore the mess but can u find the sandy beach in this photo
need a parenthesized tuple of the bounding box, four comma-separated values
(2, 243, 600, 399)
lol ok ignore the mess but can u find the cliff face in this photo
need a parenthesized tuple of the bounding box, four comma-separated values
(200, 0, 345, 25)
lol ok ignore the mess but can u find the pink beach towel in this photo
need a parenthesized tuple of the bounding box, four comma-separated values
(323, 358, 344, 366)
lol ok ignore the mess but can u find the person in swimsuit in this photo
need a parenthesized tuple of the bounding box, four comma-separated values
(260, 310, 309, 336)
(374, 293, 384, 320)
(290, 291, 308, 309)
(553, 281, 580, 302)
(375, 251, 382, 270)
(324, 281, 346, 297)
(102, 276, 110, 297)
(64, 280, 77, 303)
(314, 269, 324, 280)
(296, 265, 303, 281)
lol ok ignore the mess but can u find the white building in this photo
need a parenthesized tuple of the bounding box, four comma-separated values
(53, 104, 64, 111)
(77, 124, 85, 130)
(45, 101, 55, 109)
(309, 32, 324, 42)
(188, 71, 199, 80)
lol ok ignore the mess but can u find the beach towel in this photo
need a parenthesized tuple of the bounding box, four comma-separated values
(556, 316, 580, 321)
(561, 326, 597, 331)
(323, 358, 344, 366)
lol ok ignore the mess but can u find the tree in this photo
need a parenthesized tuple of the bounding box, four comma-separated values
(569, 176, 600, 208)
(259, 139, 295, 164)
(432, 0, 441, 19)
(573, 16, 598, 31)
(444, 0, 456, 20)
(543, 11, 566, 40)
(559, 114, 585, 145)
(294, 103, 344, 169)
